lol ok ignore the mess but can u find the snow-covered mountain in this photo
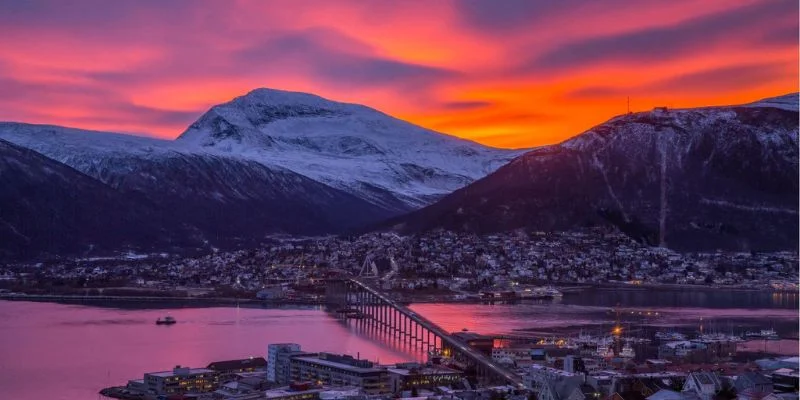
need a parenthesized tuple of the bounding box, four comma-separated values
(387, 94, 799, 252)
(177, 88, 525, 211)
(0, 86, 523, 259)
(0, 122, 393, 259)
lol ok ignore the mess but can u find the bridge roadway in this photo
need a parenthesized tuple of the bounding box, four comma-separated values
(350, 278, 525, 388)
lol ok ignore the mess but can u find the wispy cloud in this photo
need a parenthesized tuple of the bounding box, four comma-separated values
(0, 0, 796, 147)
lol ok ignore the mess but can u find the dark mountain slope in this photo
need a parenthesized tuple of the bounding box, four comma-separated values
(0, 139, 200, 260)
(387, 97, 799, 252)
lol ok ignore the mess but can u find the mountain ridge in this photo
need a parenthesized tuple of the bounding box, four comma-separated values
(0, 138, 204, 259)
(1, 91, 797, 259)
(384, 93, 799, 252)
(0, 87, 523, 260)
(176, 88, 527, 211)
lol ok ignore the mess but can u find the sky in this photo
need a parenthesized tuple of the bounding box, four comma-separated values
(0, 1, 797, 148)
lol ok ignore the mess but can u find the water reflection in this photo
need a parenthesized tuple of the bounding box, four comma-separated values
(0, 288, 797, 400)
(562, 288, 798, 309)
(771, 291, 799, 307)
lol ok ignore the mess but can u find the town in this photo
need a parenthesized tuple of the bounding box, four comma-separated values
(101, 332, 799, 400)
(0, 229, 798, 302)
(2, 229, 795, 400)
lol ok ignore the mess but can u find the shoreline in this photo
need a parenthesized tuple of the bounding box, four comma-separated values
(1, 282, 796, 309)
(0, 294, 321, 308)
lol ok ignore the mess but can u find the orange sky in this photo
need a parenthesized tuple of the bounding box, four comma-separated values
(0, 0, 797, 148)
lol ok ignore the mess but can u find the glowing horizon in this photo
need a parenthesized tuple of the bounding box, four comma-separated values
(0, 0, 797, 148)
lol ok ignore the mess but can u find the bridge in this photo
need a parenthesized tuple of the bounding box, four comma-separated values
(326, 278, 525, 387)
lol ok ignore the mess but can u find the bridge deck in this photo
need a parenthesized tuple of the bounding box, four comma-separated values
(350, 278, 525, 387)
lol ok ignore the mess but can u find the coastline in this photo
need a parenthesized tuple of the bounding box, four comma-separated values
(1, 281, 795, 309)
(0, 293, 321, 309)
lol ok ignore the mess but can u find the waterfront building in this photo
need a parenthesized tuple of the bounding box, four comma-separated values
(268, 343, 302, 384)
(144, 365, 218, 395)
(492, 347, 533, 365)
(208, 357, 267, 382)
(387, 362, 463, 393)
(289, 353, 390, 394)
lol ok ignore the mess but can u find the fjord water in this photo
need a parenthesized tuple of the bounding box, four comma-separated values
(0, 289, 797, 400)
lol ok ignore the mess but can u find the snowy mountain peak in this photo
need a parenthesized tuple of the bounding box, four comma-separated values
(235, 87, 359, 109)
(177, 88, 361, 147)
(176, 88, 526, 211)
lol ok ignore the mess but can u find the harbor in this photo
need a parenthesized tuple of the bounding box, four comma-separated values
(0, 285, 797, 400)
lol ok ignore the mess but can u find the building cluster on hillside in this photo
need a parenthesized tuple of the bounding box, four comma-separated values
(451, 327, 800, 400)
(515, 352, 799, 400)
(1, 229, 797, 297)
(104, 338, 799, 400)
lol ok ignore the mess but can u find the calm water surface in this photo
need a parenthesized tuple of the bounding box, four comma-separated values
(410, 288, 799, 336)
(0, 289, 796, 400)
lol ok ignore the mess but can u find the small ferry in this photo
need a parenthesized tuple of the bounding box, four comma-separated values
(156, 316, 176, 325)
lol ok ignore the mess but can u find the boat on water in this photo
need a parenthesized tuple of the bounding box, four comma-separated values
(597, 344, 615, 358)
(523, 286, 564, 299)
(156, 316, 176, 325)
(620, 342, 636, 359)
(696, 332, 745, 342)
(655, 331, 687, 341)
(745, 329, 780, 340)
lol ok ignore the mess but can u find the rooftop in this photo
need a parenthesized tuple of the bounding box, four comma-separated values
(530, 364, 578, 377)
(387, 366, 462, 376)
(207, 357, 267, 371)
(264, 387, 325, 399)
(292, 356, 384, 374)
(146, 368, 214, 378)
